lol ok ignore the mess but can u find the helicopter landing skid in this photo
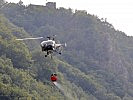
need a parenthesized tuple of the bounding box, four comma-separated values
(44, 51, 53, 59)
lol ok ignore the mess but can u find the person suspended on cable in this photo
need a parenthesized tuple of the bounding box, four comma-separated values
(51, 73, 57, 82)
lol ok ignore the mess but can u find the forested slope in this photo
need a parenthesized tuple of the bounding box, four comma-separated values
(0, 1, 133, 100)
(0, 14, 65, 100)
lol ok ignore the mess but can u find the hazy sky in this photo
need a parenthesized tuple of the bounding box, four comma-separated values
(6, 0, 133, 36)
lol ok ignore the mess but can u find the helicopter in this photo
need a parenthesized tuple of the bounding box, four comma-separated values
(40, 36, 66, 57)
(16, 35, 66, 58)
(16, 35, 66, 83)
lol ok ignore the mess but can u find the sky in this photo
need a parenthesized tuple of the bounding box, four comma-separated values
(6, 0, 133, 36)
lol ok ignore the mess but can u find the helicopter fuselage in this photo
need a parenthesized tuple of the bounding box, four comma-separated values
(40, 40, 63, 57)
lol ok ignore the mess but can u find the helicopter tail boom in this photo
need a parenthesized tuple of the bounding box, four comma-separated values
(16, 37, 43, 41)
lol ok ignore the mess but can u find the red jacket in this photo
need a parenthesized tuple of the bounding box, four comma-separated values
(51, 75, 57, 82)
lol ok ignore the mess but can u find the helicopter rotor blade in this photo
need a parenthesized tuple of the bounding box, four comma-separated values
(16, 37, 43, 41)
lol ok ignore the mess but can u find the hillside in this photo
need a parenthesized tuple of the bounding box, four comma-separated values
(0, 1, 133, 100)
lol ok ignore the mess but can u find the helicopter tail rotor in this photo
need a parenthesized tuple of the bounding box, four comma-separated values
(64, 43, 67, 47)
